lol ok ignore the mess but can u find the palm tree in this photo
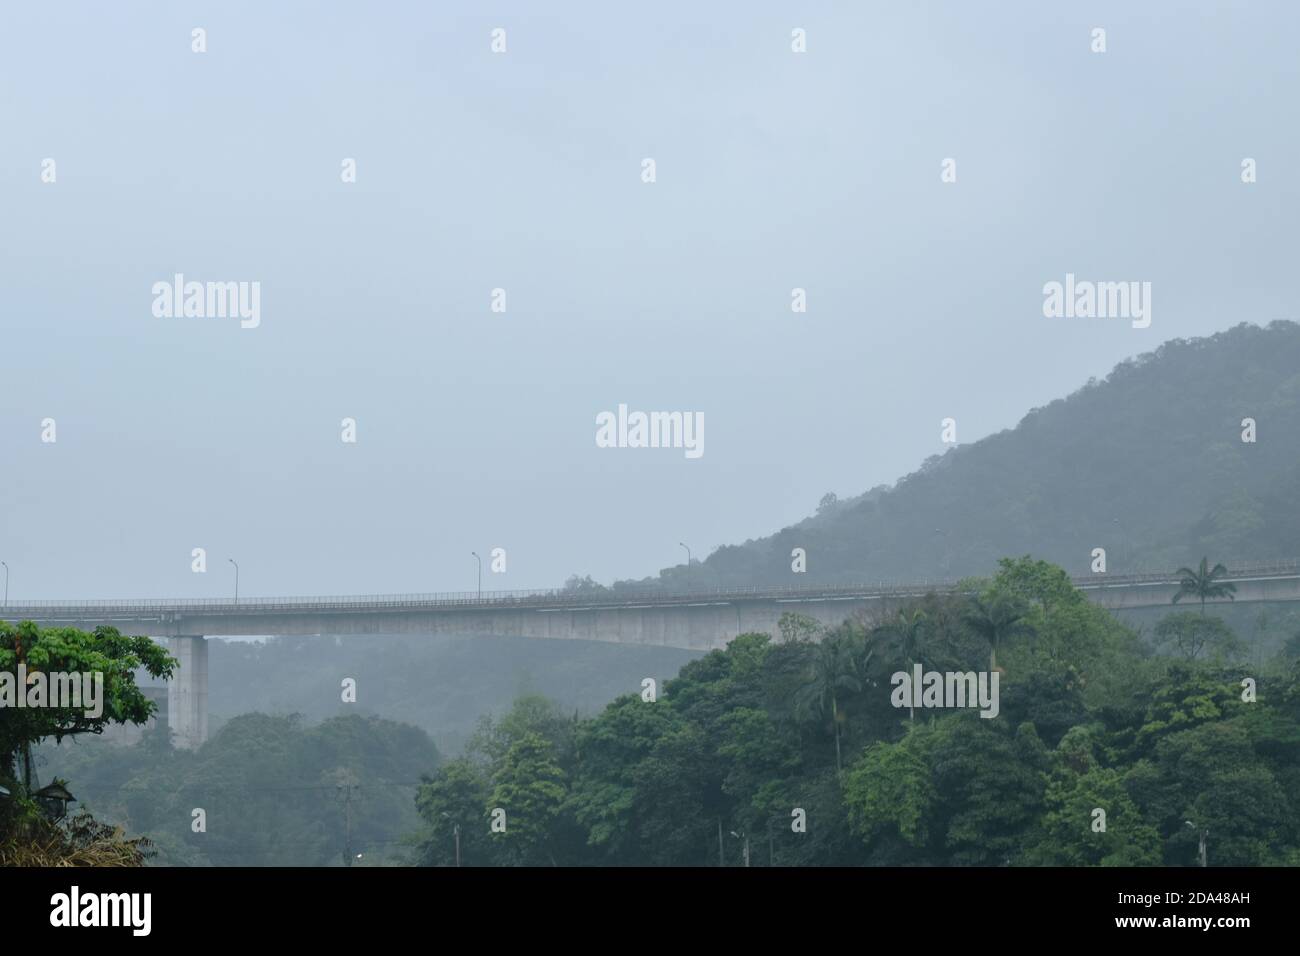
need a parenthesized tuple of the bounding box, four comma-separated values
(962, 592, 1031, 672)
(795, 633, 865, 774)
(879, 608, 928, 720)
(1172, 557, 1237, 615)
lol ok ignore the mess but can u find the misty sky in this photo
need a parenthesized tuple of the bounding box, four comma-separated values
(2, 1, 1297, 600)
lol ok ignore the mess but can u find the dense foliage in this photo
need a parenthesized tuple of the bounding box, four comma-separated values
(0, 620, 173, 856)
(414, 558, 1300, 866)
(0, 621, 173, 785)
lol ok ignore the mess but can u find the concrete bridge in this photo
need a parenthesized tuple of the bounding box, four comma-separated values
(4, 560, 1298, 749)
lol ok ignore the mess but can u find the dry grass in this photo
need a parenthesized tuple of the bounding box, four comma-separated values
(0, 811, 152, 867)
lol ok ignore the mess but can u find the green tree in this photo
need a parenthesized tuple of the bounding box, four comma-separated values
(415, 757, 492, 866)
(488, 731, 567, 866)
(1023, 727, 1161, 865)
(845, 716, 1050, 865)
(562, 574, 608, 595)
(929, 718, 1050, 865)
(626, 722, 720, 865)
(777, 611, 822, 645)
(993, 556, 1079, 627)
(1153, 612, 1244, 662)
(877, 609, 928, 720)
(843, 730, 936, 850)
(1172, 557, 1237, 614)
(717, 706, 800, 846)
(0, 622, 173, 792)
(794, 630, 866, 774)
(468, 694, 577, 768)
(1127, 664, 1243, 757)
(1028, 764, 1162, 865)
(566, 694, 686, 862)
(962, 592, 1032, 672)
(1131, 719, 1291, 865)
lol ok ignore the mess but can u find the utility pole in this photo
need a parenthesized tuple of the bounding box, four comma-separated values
(20, 741, 33, 792)
(731, 829, 750, 867)
(1185, 820, 1208, 868)
(339, 784, 356, 867)
(441, 812, 461, 867)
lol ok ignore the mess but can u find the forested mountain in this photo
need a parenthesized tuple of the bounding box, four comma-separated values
(632, 321, 1300, 590)
(23, 324, 1300, 868)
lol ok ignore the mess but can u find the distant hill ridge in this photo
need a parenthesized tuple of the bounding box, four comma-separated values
(629, 321, 1300, 590)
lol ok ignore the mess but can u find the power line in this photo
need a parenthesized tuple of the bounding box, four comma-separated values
(62, 780, 428, 795)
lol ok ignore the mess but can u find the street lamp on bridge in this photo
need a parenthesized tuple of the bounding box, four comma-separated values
(471, 552, 481, 600)
(1, 561, 7, 608)
(228, 558, 239, 605)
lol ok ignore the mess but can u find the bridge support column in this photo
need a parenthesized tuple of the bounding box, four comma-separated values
(167, 636, 208, 750)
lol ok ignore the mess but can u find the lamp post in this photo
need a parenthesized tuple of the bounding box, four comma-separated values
(1, 561, 7, 608)
(228, 558, 239, 605)
(471, 552, 481, 600)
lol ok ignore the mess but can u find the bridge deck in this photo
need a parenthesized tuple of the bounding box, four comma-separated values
(2, 559, 1297, 623)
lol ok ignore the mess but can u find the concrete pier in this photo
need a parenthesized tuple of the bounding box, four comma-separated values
(3, 559, 1297, 753)
(167, 636, 208, 750)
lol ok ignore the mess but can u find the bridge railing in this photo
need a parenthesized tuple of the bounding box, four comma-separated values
(1071, 557, 1300, 586)
(1, 580, 957, 617)
(3, 558, 1297, 618)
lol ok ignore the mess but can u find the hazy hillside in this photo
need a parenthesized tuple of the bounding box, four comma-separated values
(192, 323, 1300, 755)
(40, 713, 439, 867)
(635, 321, 1300, 590)
(202, 634, 701, 754)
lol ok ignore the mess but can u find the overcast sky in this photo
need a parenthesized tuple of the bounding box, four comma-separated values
(2, 1, 1297, 600)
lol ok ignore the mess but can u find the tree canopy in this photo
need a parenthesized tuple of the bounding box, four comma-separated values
(411, 558, 1300, 866)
